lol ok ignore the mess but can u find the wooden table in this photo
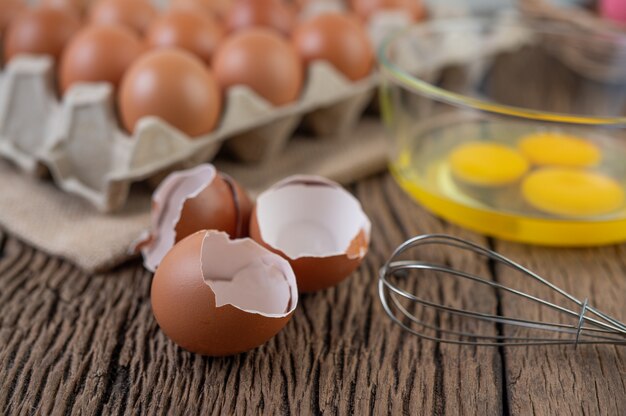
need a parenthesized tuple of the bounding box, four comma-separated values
(0, 174, 624, 415)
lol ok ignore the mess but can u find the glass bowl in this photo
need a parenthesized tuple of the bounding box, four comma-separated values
(378, 14, 626, 246)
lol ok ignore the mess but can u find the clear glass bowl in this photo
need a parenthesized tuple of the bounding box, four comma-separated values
(378, 14, 626, 246)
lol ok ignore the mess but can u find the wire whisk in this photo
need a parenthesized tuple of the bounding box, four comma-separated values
(379, 234, 626, 347)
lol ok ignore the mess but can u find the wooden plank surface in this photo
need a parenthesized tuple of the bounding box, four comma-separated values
(493, 242, 626, 416)
(0, 174, 624, 415)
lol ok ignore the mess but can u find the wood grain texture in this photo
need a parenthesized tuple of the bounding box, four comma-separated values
(493, 242, 626, 416)
(0, 176, 502, 415)
(0, 175, 624, 415)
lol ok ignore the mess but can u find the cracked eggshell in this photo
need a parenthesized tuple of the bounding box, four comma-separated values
(138, 164, 252, 272)
(249, 175, 371, 293)
(151, 230, 298, 356)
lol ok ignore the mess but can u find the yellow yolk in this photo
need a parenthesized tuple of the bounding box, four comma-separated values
(518, 132, 601, 168)
(449, 142, 529, 187)
(522, 168, 624, 217)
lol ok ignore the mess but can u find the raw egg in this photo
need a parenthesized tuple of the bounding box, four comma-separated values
(225, 0, 296, 35)
(4, 7, 81, 62)
(59, 25, 144, 93)
(250, 175, 371, 293)
(89, 0, 157, 35)
(449, 142, 529, 187)
(138, 164, 252, 271)
(522, 168, 624, 217)
(151, 230, 298, 356)
(0, 0, 25, 35)
(292, 12, 374, 81)
(349, 0, 426, 21)
(518, 132, 601, 168)
(146, 9, 225, 65)
(213, 28, 303, 106)
(119, 48, 222, 137)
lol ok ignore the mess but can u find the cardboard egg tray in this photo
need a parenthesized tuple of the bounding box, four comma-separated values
(0, 52, 379, 212)
(0, 0, 425, 213)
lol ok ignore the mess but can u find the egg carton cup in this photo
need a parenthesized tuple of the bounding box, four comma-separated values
(0, 52, 377, 212)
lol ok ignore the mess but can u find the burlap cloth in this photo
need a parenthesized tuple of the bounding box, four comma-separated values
(0, 119, 388, 273)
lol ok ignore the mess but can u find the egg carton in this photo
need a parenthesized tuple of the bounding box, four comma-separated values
(0, 3, 434, 213)
(0, 52, 380, 212)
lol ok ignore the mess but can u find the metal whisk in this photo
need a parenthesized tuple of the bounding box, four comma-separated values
(379, 234, 626, 347)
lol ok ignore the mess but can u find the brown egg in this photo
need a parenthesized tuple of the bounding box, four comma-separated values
(292, 12, 374, 81)
(249, 175, 371, 293)
(171, 0, 233, 18)
(59, 25, 143, 93)
(4, 7, 81, 63)
(146, 9, 224, 65)
(213, 28, 303, 106)
(119, 48, 222, 137)
(349, 0, 426, 21)
(0, 0, 25, 35)
(151, 230, 298, 356)
(89, 0, 156, 35)
(40, 0, 90, 15)
(226, 0, 296, 35)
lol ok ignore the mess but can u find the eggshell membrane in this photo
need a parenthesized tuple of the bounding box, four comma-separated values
(213, 28, 303, 106)
(349, 0, 426, 21)
(138, 164, 251, 272)
(225, 0, 296, 36)
(151, 230, 298, 356)
(4, 7, 81, 63)
(146, 10, 224, 65)
(119, 48, 222, 137)
(0, 0, 25, 35)
(249, 175, 371, 293)
(59, 24, 144, 93)
(89, 0, 157, 35)
(292, 12, 374, 81)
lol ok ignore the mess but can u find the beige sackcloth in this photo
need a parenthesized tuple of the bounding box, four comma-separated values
(0, 120, 388, 273)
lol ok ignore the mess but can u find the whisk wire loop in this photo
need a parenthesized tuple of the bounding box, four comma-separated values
(379, 234, 626, 347)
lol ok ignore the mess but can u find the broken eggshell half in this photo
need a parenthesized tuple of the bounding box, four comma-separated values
(249, 175, 371, 293)
(136, 163, 252, 272)
(151, 230, 298, 356)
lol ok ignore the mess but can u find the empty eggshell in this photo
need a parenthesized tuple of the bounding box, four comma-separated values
(151, 230, 298, 356)
(137, 164, 252, 272)
(250, 175, 371, 293)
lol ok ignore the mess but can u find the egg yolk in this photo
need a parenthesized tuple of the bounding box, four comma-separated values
(518, 132, 601, 168)
(522, 168, 624, 217)
(449, 142, 529, 187)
